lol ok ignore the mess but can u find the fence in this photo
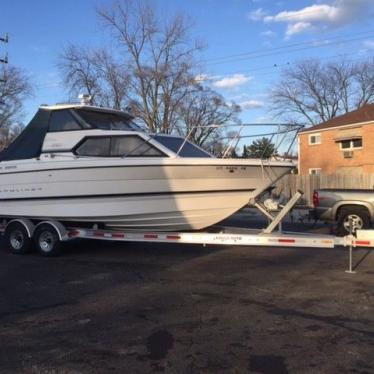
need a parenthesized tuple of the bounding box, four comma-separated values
(274, 173, 374, 207)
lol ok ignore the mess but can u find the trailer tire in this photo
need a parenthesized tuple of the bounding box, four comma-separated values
(4, 222, 33, 254)
(34, 224, 61, 257)
(336, 207, 370, 236)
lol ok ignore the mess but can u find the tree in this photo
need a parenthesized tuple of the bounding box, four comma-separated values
(176, 86, 240, 147)
(270, 58, 374, 126)
(59, 0, 238, 145)
(243, 137, 277, 159)
(97, 0, 202, 133)
(205, 130, 241, 157)
(58, 45, 131, 110)
(230, 148, 239, 158)
(242, 144, 249, 158)
(0, 66, 33, 150)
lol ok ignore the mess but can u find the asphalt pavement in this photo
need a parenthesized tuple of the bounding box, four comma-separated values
(0, 211, 373, 373)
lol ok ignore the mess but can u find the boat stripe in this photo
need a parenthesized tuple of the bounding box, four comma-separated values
(0, 164, 291, 175)
(278, 239, 296, 243)
(355, 240, 371, 246)
(0, 189, 256, 202)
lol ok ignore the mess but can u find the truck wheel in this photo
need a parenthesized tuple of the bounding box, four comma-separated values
(34, 224, 61, 257)
(4, 222, 33, 254)
(336, 207, 370, 236)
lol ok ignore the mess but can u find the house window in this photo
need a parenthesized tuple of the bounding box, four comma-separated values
(339, 138, 362, 150)
(308, 133, 321, 145)
(309, 168, 321, 175)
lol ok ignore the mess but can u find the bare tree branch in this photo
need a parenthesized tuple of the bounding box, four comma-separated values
(0, 66, 33, 150)
(176, 86, 241, 149)
(58, 45, 130, 109)
(58, 0, 238, 151)
(96, 0, 204, 133)
(270, 57, 374, 126)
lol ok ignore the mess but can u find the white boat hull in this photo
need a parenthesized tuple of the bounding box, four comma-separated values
(0, 158, 293, 231)
(0, 191, 255, 231)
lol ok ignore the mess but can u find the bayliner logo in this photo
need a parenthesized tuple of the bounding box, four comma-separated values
(0, 165, 17, 170)
(0, 187, 43, 193)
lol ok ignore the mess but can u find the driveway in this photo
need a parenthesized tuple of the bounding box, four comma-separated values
(0, 212, 373, 373)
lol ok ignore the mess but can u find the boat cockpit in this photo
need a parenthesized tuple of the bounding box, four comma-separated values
(0, 104, 212, 162)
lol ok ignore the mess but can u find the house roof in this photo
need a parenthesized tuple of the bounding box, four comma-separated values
(299, 103, 374, 134)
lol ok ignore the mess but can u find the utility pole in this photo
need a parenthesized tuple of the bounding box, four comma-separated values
(0, 33, 8, 83)
(0, 32, 8, 109)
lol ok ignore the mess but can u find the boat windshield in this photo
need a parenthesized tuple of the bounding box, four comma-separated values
(75, 109, 143, 131)
(152, 135, 212, 158)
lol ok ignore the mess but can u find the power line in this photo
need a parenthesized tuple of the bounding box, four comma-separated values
(35, 31, 374, 94)
(202, 29, 374, 65)
(212, 50, 368, 80)
(205, 32, 374, 66)
(38, 50, 371, 90)
(250, 54, 373, 81)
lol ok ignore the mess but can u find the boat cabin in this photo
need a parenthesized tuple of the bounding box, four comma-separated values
(0, 104, 212, 161)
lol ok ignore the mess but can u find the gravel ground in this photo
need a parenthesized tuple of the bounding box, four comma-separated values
(0, 211, 373, 373)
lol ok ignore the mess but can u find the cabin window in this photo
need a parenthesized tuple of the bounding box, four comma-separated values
(111, 136, 165, 157)
(75, 136, 165, 157)
(76, 138, 111, 157)
(75, 109, 141, 131)
(339, 138, 362, 150)
(49, 110, 82, 132)
(308, 133, 321, 145)
(152, 135, 212, 157)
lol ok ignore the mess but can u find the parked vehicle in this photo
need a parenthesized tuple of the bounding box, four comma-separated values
(311, 189, 374, 235)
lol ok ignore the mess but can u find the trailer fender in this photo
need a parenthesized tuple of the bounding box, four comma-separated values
(34, 221, 68, 241)
(7, 218, 35, 238)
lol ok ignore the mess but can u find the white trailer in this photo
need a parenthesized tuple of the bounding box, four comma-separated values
(1, 216, 374, 254)
(1, 190, 373, 274)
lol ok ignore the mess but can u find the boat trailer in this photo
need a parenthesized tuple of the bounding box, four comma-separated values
(1, 190, 373, 273)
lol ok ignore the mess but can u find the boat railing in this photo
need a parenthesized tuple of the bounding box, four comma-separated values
(221, 122, 304, 161)
(173, 122, 303, 160)
(176, 124, 221, 156)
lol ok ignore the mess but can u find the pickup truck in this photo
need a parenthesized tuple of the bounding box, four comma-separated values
(311, 189, 374, 235)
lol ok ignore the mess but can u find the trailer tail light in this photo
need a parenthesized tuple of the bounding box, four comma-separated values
(313, 191, 319, 207)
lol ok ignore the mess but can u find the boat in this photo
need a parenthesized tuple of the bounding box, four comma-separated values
(0, 101, 294, 231)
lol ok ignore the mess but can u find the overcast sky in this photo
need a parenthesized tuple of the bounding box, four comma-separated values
(1, 0, 374, 134)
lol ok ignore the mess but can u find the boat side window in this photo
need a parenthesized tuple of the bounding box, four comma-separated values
(152, 135, 212, 157)
(111, 136, 165, 157)
(76, 138, 111, 157)
(75, 109, 141, 131)
(49, 110, 83, 132)
(75, 136, 165, 157)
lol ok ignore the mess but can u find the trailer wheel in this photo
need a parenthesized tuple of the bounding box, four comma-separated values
(336, 207, 370, 236)
(34, 224, 61, 257)
(4, 222, 33, 254)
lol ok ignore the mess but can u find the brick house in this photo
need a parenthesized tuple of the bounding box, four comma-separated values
(298, 103, 374, 175)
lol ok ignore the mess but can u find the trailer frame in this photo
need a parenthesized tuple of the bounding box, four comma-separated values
(1, 217, 374, 250)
